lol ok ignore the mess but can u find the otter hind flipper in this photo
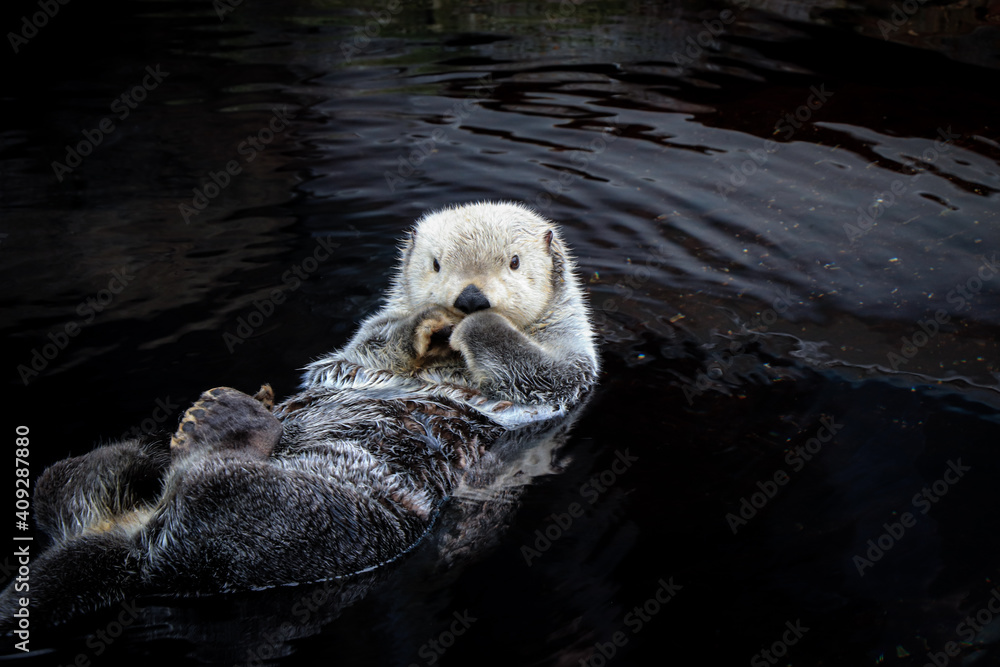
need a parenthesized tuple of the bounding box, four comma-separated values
(35, 438, 170, 543)
(170, 385, 282, 461)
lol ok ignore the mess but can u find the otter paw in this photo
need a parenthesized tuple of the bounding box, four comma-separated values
(414, 307, 462, 359)
(170, 384, 281, 461)
(449, 310, 517, 352)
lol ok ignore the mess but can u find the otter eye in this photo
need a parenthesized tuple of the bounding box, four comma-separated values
(433, 258, 440, 273)
(510, 255, 519, 270)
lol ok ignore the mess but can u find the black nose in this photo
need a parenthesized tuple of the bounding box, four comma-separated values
(454, 284, 491, 314)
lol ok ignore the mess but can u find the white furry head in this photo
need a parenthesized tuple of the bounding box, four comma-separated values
(392, 202, 574, 329)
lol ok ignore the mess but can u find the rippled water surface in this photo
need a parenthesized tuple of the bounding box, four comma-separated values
(4, 0, 1000, 665)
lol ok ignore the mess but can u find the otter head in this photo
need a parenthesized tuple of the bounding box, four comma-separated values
(397, 202, 569, 328)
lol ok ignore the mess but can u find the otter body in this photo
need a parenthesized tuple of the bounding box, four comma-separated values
(1, 202, 598, 625)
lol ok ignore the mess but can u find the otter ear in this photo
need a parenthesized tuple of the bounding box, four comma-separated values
(543, 228, 566, 278)
(400, 228, 417, 263)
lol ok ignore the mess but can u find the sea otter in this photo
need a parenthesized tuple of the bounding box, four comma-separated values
(0, 201, 598, 627)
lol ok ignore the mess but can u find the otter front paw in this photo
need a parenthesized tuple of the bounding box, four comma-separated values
(414, 306, 463, 359)
(449, 311, 521, 359)
(170, 384, 281, 461)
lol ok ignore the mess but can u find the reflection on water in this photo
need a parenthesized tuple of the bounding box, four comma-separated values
(3, 0, 1000, 664)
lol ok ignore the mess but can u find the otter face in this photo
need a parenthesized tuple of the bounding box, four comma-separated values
(400, 202, 562, 328)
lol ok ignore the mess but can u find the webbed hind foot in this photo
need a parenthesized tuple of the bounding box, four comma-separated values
(34, 438, 170, 543)
(170, 384, 281, 461)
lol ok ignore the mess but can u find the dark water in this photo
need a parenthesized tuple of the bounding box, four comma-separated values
(3, 0, 1000, 664)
